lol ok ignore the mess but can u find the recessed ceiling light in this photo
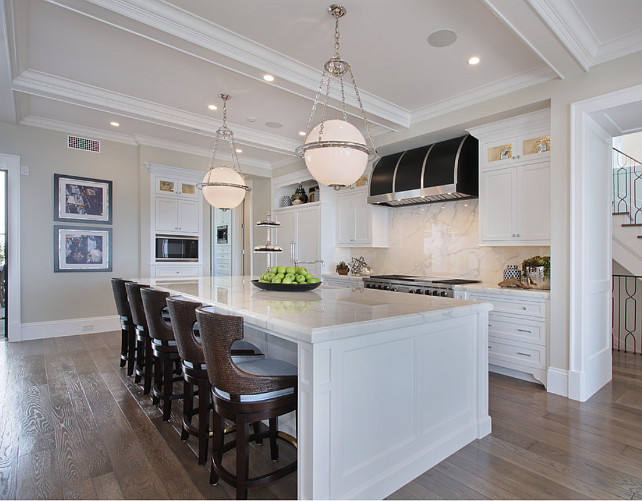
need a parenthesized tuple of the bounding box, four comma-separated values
(247, 116, 257, 123)
(263, 74, 275, 82)
(110, 121, 120, 127)
(236, 148, 243, 154)
(468, 56, 480, 65)
(427, 29, 457, 48)
(298, 131, 306, 136)
(265, 121, 283, 128)
(208, 104, 218, 110)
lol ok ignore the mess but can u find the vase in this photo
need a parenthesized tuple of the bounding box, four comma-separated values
(523, 266, 549, 289)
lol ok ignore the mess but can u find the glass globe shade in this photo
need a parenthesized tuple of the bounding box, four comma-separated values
(304, 119, 368, 187)
(201, 166, 247, 209)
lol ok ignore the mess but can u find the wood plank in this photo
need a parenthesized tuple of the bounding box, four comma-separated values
(92, 472, 124, 500)
(16, 449, 64, 499)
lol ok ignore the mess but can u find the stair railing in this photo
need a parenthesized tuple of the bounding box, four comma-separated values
(613, 274, 642, 354)
(612, 148, 642, 224)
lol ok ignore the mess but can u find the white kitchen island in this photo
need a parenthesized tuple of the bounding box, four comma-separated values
(143, 276, 492, 500)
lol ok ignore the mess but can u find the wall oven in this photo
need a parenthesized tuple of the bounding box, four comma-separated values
(155, 235, 199, 262)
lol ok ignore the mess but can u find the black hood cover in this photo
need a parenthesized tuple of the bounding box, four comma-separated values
(368, 135, 478, 207)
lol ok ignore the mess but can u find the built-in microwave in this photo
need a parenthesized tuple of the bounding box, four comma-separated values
(155, 235, 199, 262)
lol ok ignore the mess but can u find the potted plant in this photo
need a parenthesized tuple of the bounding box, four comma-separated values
(336, 261, 349, 276)
(522, 256, 550, 289)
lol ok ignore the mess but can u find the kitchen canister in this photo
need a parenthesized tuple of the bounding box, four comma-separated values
(503, 265, 521, 281)
(280, 195, 292, 207)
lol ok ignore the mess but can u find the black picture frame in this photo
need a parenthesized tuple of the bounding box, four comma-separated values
(54, 174, 112, 224)
(54, 225, 112, 272)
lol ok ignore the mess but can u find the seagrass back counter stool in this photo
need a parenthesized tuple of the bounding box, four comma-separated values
(125, 281, 155, 393)
(111, 278, 135, 374)
(166, 296, 265, 466)
(141, 287, 184, 421)
(195, 306, 297, 500)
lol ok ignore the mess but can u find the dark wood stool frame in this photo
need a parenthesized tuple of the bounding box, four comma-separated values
(196, 307, 297, 500)
(141, 288, 183, 422)
(111, 278, 136, 375)
(125, 282, 154, 394)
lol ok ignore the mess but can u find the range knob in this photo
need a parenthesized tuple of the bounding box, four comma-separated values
(383, 285, 389, 290)
(424, 290, 431, 295)
(390, 287, 397, 292)
(415, 289, 423, 294)
(408, 289, 415, 294)
(440, 291, 448, 297)
(432, 290, 439, 296)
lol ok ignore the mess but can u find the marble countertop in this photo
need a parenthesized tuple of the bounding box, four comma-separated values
(138, 276, 492, 344)
(453, 282, 550, 298)
(321, 273, 365, 281)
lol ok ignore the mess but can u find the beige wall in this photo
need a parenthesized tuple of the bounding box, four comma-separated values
(0, 123, 139, 323)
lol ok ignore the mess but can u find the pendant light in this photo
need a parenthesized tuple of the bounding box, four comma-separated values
(198, 94, 251, 210)
(295, 4, 378, 188)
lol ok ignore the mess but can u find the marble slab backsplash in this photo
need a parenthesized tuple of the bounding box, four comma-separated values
(351, 200, 549, 284)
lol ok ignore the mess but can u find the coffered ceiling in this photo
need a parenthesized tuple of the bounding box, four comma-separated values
(1, 0, 642, 175)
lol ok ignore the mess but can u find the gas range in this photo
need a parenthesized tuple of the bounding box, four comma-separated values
(362, 275, 480, 298)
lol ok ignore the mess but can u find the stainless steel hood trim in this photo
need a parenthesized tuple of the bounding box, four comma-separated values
(390, 150, 407, 193)
(368, 183, 460, 205)
(419, 143, 436, 191)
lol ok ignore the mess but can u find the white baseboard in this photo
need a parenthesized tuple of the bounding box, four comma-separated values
(18, 315, 120, 341)
(546, 367, 569, 397)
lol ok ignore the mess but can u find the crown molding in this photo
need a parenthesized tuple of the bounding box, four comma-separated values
(527, 0, 593, 71)
(19, 115, 138, 144)
(13, 69, 301, 154)
(44, 0, 410, 127)
(411, 65, 556, 125)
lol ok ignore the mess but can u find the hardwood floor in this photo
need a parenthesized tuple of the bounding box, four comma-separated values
(2, 332, 642, 499)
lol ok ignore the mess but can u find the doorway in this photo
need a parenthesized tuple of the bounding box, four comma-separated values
(569, 84, 642, 401)
(0, 169, 6, 337)
(0, 154, 20, 341)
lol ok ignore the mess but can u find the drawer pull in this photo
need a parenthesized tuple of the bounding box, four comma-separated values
(517, 352, 532, 357)
(517, 328, 532, 333)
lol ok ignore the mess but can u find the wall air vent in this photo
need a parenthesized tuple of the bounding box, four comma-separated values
(68, 135, 100, 153)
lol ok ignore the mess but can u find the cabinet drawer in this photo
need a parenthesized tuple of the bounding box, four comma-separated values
(488, 314, 546, 345)
(155, 266, 200, 277)
(468, 293, 547, 318)
(488, 338, 546, 369)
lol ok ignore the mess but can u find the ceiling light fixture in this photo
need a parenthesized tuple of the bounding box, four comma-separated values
(197, 94, 251, 210)
(208, 104, 218, 110)
(110, 121, 120, 127)
(468, 56, 480, 65)
(296, 4, 377, 188)
(263, 74, 275, 82)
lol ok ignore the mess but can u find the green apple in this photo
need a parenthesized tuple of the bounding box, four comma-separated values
(285, 273, 295, 281)
(295, 274, 306, 283)
(271, 276, 282, 284)
(282, 277, 293, 284)
(286, 266, 296, 275)
(298, 267, 307, 275)
(305, 273, 313, 280)
(277, 265, 286, 274)
(308, 278, 321, 283)
(270, 266, 278, 274)
(276, 273, 285, 279)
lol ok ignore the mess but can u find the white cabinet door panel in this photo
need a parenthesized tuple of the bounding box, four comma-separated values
(156, 198, 179, 232)
(480, 169, 513, 241)
(178, 200, 200, 234)
(516, 162, 550, 242)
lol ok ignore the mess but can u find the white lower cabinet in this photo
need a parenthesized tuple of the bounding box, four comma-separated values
(457, 288, 549, 386)
(152, 265, 202, 277)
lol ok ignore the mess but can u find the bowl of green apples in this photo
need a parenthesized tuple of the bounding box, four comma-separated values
(253, 265, 322, 291)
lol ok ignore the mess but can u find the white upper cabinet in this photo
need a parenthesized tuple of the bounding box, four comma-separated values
(150, 169, 202, 236)
(335, 187, 388, 247)
(469, 110, 551, 246)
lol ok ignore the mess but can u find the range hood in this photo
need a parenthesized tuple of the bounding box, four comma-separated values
(368, 135, 478, 207)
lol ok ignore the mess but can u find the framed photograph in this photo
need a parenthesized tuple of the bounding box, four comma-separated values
(54, 174, 112, 224)
(54, 226, 112, 272)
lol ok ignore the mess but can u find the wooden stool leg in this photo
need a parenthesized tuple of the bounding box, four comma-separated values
(126, 326, 137, 376)
(198, 379, 210, 465)
(134, 337, 145, 384)
(143, 337, 153, 395)
(269, 417, 279, 461)
(236, 417, 249, 500)
(181, 378, 192, 441)
(210, 408, 222, 485)
(162, 355, 173, 421)
(152, 355, 162, 406)
(120, 326, 128, 367)
(253, 422, 263, 445)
